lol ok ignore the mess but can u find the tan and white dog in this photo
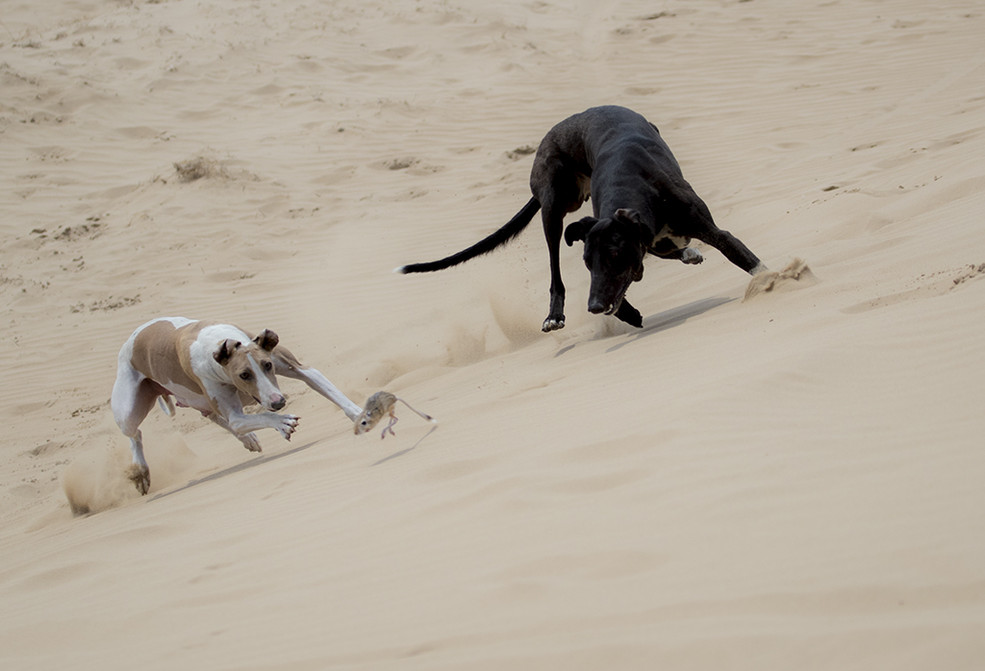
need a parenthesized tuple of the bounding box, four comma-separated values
(111, 317, 362, 494)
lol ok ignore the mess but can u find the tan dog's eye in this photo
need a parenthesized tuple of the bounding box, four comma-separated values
(262, 361, 273, 371)
(240, 371, 252, 381)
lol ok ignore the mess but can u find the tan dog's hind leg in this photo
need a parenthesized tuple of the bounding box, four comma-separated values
(111, 372, 158, 495)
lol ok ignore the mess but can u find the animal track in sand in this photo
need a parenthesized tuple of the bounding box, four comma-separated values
(69, 295, 141, 313)
(30, 218, 105, 243)
(167, 154, 260, 184)
(951, 262, 985, 286)
(505, 145, 535, 160)
(384, 157, 418, 170)
(843, 262, 985, 314)
(173, 156, 227, 182)
(375, 156, 444, 175)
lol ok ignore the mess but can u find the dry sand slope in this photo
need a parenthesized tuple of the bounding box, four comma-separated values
(2, 0, 985, 668)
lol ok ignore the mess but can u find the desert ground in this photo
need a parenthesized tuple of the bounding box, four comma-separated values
(2, 0, 984, 668)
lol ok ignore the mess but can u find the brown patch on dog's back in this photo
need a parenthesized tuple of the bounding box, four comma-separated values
(131, 321, 203, 393)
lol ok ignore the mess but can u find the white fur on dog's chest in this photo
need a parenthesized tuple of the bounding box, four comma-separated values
(651, 225, 690, 250)
(160, 382, 211, 412)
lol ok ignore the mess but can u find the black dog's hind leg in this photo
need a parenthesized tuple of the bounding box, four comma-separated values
(687, 200, 765, 275)
(541, 204, 567, 332)
(695, 228, 764, 274)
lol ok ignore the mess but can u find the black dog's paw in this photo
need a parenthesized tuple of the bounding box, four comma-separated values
(681, 247, 703, 265)
(542, 315, 566, 332)
(614, 301, 643, 328)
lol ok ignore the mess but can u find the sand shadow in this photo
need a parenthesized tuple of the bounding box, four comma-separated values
(606, 295, 734, 353)
(149, 439, 320, 502)
(372, 424, 439, 466)
(554, 296, 733, 357)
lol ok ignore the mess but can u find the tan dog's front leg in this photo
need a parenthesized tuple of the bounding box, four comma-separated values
(208, 413, 264, 451)
(225, 410, 299, 441)
(271, 347, 362, 421)
(208, 388, 300, 444)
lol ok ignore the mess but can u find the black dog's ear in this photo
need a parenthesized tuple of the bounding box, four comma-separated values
(614, 209, 646, 281)
(564, 217, 597, 246)
(213, 338, 240, 365)
(614, 208, 647, 248)
(253, 329, 279, 352)
(613, 208, 643, 226)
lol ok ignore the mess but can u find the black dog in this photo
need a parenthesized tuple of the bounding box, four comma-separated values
(398, 105, 765, 332)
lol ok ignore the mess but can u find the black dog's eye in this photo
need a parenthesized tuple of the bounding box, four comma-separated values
(240, 371, 252, 381)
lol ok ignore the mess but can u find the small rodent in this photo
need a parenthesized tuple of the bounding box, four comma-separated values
(354, 391, 436, 438)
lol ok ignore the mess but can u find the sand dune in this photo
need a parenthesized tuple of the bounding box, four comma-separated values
(2, 0, 984, 668)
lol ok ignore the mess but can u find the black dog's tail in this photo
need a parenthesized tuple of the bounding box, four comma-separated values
(396, 197, 541, 274)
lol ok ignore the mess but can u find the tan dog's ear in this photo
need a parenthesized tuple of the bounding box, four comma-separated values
(213, 339, 241, 365)
(253, 329, 279, 352)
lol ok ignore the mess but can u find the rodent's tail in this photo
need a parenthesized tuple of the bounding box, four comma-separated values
(397, 397, 437, 424)
(395, 197, 540, 274)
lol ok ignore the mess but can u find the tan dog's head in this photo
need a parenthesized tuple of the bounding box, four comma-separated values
(212, 329, 286, 410)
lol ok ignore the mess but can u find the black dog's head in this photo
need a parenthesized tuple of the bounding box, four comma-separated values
(564, 208, 646, 316)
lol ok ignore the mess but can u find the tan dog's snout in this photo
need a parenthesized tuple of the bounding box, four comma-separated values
(255, 376, 287, 411)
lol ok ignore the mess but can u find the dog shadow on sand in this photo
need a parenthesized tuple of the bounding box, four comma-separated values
(149, 438, 321, 502)
(605, 296, 734, 354)
(554, 295, 733, 358)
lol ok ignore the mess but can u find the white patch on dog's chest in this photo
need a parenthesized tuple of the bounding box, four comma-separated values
(161, 382, 211, 412)
(651, 225, 690, 250)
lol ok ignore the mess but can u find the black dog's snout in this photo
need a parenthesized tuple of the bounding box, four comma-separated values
(588, 299, 608, 314)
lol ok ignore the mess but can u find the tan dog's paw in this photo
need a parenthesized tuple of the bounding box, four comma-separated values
(128, 464, 150, 495)
(274, 414, 299, 440)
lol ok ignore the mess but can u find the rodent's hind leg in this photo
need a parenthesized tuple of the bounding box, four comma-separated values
(381, 411, 399, 439)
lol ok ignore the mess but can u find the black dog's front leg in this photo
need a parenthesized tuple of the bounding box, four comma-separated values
(614, 299, 643, 328)
(544, 290, 566, 332)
